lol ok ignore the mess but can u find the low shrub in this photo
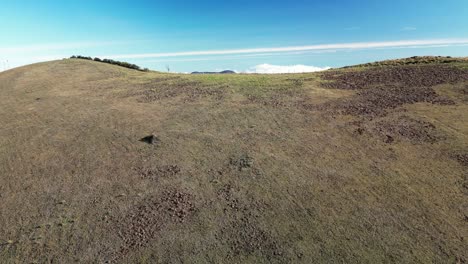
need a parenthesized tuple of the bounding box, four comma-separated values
(70, 55, 148, 72)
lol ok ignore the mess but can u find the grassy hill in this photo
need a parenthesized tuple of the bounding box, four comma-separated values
(0, 58, 467, 263)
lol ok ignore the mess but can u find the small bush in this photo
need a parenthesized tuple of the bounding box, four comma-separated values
(75, 55, 93, 60)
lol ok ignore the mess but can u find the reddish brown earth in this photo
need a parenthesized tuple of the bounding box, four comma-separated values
(114, 189, 196, 260)
(321, 66, 468, 90)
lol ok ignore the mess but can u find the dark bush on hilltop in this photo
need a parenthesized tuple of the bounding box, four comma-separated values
(70, 55, 149, 72)
(72, 55, 93, 60)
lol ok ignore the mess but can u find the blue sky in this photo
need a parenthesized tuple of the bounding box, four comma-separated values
(1, 0, 468, 73)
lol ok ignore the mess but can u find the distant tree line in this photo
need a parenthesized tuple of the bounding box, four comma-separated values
(70, 55, 149, 72)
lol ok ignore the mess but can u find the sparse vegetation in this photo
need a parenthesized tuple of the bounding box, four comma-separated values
(0, 58, 467, 263)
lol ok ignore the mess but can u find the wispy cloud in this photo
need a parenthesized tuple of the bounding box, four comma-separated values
(245, 64, 330, 74)
(104, 39, 468, 59)
(145, 50, 337, 63)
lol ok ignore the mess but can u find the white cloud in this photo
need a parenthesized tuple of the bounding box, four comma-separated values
(145, 50, 337, 63)
(103, 39, 468, 59)
(245, 64, 330, 74)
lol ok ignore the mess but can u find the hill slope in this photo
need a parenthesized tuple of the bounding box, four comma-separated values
(0, 59, 467, 263)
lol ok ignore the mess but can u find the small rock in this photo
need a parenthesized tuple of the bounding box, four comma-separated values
(384, 135, 394, 144)
(139, 134, 160, 145)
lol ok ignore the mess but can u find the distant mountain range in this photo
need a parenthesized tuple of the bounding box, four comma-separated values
(191, 70, 236, 74)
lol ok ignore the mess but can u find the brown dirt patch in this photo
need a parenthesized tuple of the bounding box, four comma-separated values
(113, 190, 195, 258)
(245, 95, 320, 112)
(137, 165, 181, 180)
(452, 153, 468, 167)
(321, 66, 468, 90)
(372, 115, 444, 144)
(344, 56, 468, 68)
(220, 214, 285, 259)
(216, 184, 288, 261)
(217, 183, 241, 211)
(461, 85, 468, 95)
(327, 85, 454, 117)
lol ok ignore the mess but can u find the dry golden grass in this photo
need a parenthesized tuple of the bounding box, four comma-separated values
(0, 59, 467, 263)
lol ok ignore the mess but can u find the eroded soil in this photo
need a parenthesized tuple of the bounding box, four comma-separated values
(113, 189, 196, 260)
(321, 66, 468, 90)
(318, 65, 468, 145)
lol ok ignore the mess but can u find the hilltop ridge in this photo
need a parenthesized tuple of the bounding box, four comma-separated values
(0, 58, 467, 263)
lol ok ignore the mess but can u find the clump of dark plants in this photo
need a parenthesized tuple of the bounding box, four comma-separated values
(230, 154, 254, 171)
(70, 55, 149, 72)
